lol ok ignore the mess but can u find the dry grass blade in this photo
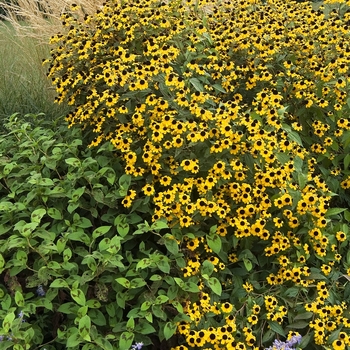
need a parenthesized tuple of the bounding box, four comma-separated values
(0, 0, 104, 43)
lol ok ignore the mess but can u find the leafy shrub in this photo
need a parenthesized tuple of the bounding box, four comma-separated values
(0, 114, 191, 349)
(5, 0, 350, 349)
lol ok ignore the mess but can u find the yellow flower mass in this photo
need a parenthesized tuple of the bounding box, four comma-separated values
(46, 0, 350, 348)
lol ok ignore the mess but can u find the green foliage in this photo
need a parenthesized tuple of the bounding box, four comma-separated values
(0, 114, 189, 349)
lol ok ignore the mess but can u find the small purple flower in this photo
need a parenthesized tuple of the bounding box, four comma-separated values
(265, 335, 302, 350)
(18, 311, 25, 323)
(0, 335, 4, 341)
(36, 285, 46, 297)
(131, 342, 143, 350)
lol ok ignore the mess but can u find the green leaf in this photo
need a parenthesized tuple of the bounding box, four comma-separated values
(31, 208, 46, 223)
(50, 278, 69, 288)
(243, 258, 253, 272)
(156, 259, 170, 273)
(151, 219, 168, 231)
(190, 77, 204, 92)
(136, 320, 156, 335)
(268, 321, 286, 336)
(155, 295, 169, 304)
(94, 337, 113, 350)
(20, 222, 39, 237)
(282, 123, 303, 146)
(207, 277, 222, 296)
(213, 83, 226, 93)
(71, 187, 86, 202)
(15, 291, 24, 307)
(145, 312, 153, 323)
(286, 321, 309, 329)
(174, 277, 185, 289)
(201, 260, 214, 277)
(325, 208, 346, 217)
(118, 174, 131, 190)
(130, 278, 147, 289)
(344, 153, 350, 170)
(2, 312, 15, 332)
(92, 226, 112, 239)
(116, 277, 131, 288)
(299, 332, 312, 349)
(66, 329, 81, 348)
(164, 322, 177, 340)
(293, 312, 313, 321)
(183, 282, 200, 293)
(65, 158, 81, 167)
(79, 315, 91, 341)
(126, 317, 135, 331)
(47, 208, 63, 220)
(141, 301, 152, 311)
(206, 234, 222, 254)
(164, 236, 179, 255)
(0, 253, 5, 272)
(172, 301, 183, 313)
(71, 288, 86, 306)
(117, 222, 129, 237)
(136, 258, 152, 270)
(119, 331, 134, 350)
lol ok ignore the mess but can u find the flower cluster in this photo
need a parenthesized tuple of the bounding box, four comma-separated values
(45, 0, 350, 348)
(265, 334, 302, 350)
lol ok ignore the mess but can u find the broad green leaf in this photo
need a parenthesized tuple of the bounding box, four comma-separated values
(92, 226, 112, 239)
(268, 321, 286, 336)
(94, 337, 113, 350)
(31, 208, 46, 223)
(71, 288, 86, 306)
(119, 331, 134, 350)
(117, 222, 129, 237)
(325, 208, 346, 217)
(155, 295, 169, 304)
(213, 83, 226, 93)
(164, 322, 177, 340)
(208, 277, 222, 296)
(50, 278, 69, 288)
(294, 312, 313, 321)
(156, 259, 170, 273)
(286, 321, 309, 329)
(243, 258, 253, 272)
(65, 158, 81, 167)
(126, 317, 135, 331)
(71, 187, 86, 202)
(151, 219, 168, 231)
(116, 277, 131, 288)
(172, 301, 183, 313)
(206, 234, 222, 254)
(47, 208, 63, 220)
(201, 260, 214, 277)
(130, 278, 147, 289)
(79, 315, 91, 341)
(141, 301, 152, 311)
(136, 320, 156, 335)
(118, 174, 131, 190)
(190, 77, 204, 92)
(183, 282, 200, 293)
(164, 236, 179, 255)
(66, 329, 81, 348)
(136, 258, 152, 270)
(15, 291, 24, 307)
(2, 312, 15, 333)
